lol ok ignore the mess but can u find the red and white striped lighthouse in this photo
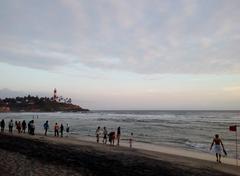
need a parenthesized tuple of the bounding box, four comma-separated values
(53, 88, 58, 101)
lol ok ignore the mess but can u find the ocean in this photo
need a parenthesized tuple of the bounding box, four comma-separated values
(1, 110, 239, 158)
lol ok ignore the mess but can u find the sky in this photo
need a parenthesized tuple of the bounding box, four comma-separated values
(0, 0, 240, 110)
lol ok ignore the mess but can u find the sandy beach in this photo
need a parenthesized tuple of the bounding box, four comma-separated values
(0, 133, 239, 176)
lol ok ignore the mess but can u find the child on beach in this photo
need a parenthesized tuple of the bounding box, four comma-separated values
(129, 133, 133, 148)
(210, 134, 226, 163)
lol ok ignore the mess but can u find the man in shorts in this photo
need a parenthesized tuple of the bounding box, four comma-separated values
(210, 134, 225, 163)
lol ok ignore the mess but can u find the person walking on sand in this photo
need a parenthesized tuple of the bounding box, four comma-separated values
(96, 126, 101, 143)
(8, 119, 13, 133)
(54, 123, 59, 137)
(103, 127, 108, 144)
(129, 133, 133, 148)
(66, 124, 70, 137)
(22, 120, 27, 133)
(60, 124, 64, 137)
(44, 121, 49, 136)
(1, 119, 5, 133)
(117, 127, 121, 146)
(210, 134, 226, 163)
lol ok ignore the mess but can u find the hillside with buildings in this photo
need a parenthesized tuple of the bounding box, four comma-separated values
(0, 89, 89, 112)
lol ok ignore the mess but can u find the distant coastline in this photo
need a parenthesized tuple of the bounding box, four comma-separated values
(0, 95, 89, 112)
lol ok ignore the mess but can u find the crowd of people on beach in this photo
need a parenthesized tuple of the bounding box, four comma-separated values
(1, 118, 228, 161)
(0, 119, 36, 135)
(1, 118, 133, 147)
(1, 117, 134, 148)
(42, 121, 70, 137)
(0, 118, 70, 138)
(95, 126, 133, 148)
(43, 121, 70, 137)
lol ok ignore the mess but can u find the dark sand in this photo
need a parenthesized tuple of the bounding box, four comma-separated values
(0, 133, 239, 176)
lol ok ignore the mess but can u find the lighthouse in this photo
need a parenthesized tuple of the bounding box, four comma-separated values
(53, 88, 58, 101)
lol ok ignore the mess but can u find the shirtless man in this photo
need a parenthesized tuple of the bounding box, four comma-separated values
(210, 134, 225, 163)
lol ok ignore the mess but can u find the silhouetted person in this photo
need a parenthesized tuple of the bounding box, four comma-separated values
(210, 134, 225, 163)
(1, 119, 5, 133)
(17, 121, 21, 133)
(96, 126, 101, 143)
(103, 127, 108, 144)
(117, 127, 121, 146)
(60, 124, 64, 137)
(66, 124, 70, 137)
(54, 123, 59, 137)
(29, 120, 35, 135)
(22, 120, 27, 133)
(109, 131, 115, 146)
(44, 121, 49, 136)
(8, 120, 13, 133)
(28, 121, 31, 134)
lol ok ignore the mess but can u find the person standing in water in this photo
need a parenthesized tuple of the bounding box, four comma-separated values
(210, 134, 225, 163)
(117, 127, 121, 146)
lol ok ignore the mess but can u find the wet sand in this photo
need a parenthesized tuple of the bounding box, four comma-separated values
(0, 133, 239, 176)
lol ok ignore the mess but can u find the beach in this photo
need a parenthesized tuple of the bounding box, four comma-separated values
(0, 133, 239, 176)
(1, 111, 240, 159)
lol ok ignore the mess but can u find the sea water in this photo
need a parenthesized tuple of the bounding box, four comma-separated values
(1, 110, 239, 158)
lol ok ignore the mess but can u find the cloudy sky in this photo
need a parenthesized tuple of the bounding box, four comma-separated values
(0, 0, 240, 110)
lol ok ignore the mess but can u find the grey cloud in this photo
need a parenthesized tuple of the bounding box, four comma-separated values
(0, 88, 48, 99)
(0, 0, 240, 74)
